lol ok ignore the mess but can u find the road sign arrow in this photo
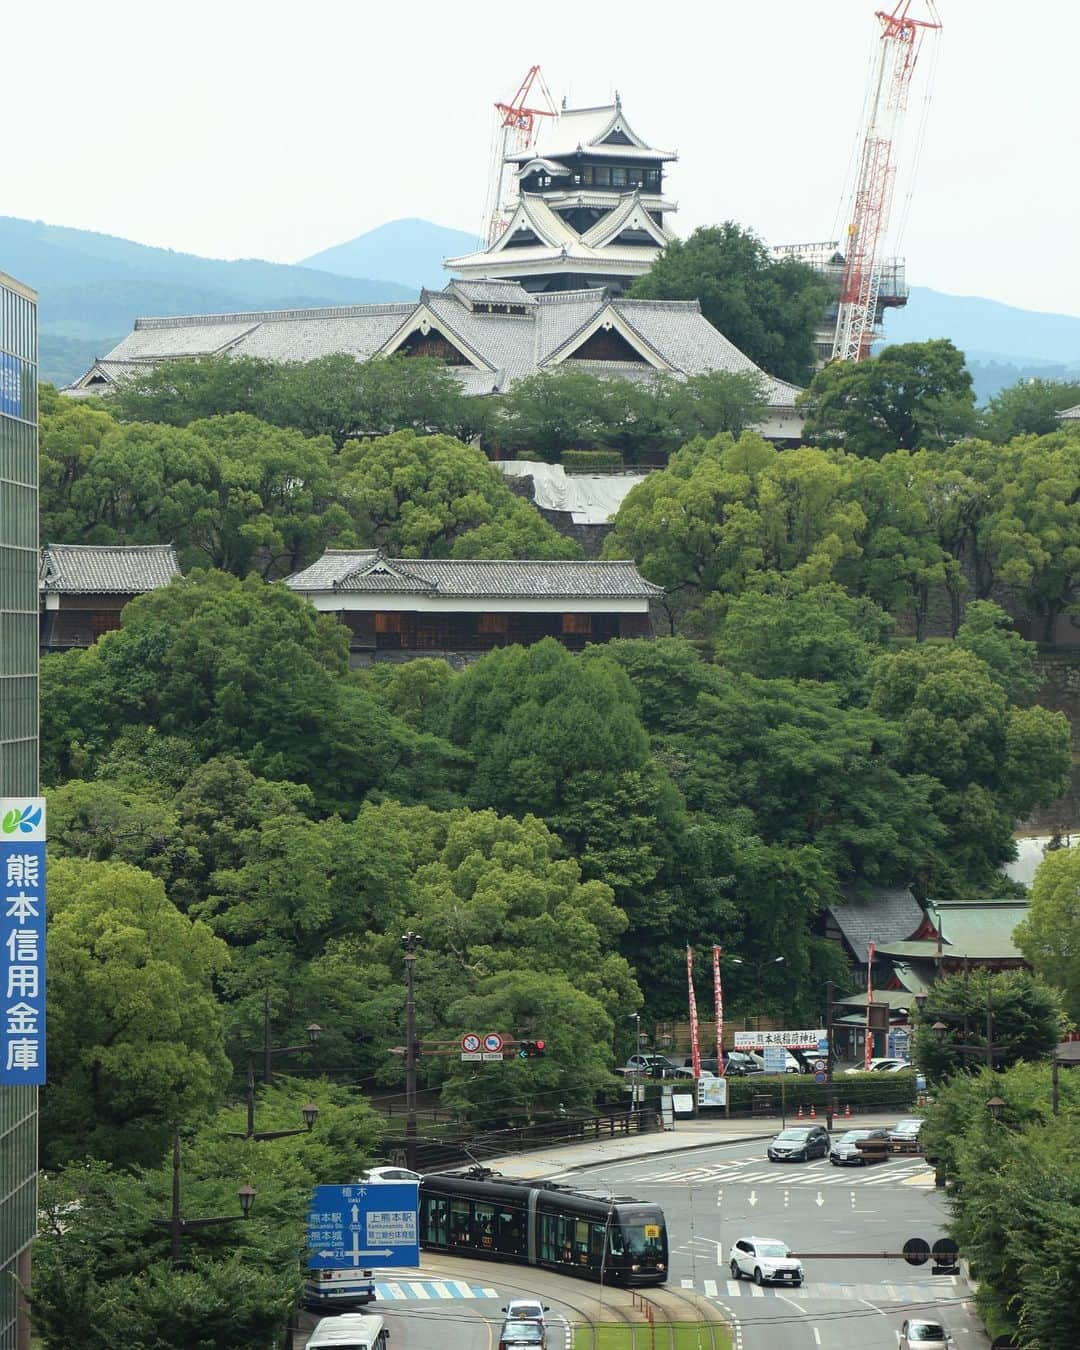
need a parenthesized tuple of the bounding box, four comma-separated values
(353, 1249, 394, 1258)
(815, 1190, 824, 1207)
(748, 1189, 758, 1207)
(350, 1204, 360, 1223)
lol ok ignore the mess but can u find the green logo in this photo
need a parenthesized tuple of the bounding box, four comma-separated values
(1, 804, 42, 835)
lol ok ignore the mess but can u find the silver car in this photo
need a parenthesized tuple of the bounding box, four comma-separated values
(899, 1318, 953, 1348)
(829, 1128, 890, 1165)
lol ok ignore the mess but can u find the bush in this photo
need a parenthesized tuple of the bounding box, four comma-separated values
(725, 1070, 917, 1114)
(562, 448, 625, 473)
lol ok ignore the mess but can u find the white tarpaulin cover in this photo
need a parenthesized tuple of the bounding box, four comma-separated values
(497, 460, 647, 526)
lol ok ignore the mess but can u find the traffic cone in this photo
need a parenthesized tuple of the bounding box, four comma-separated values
(796, 1104, 804, 1120)
(809, 1103, 816, 1119)
(844, 1103, 852, 1119)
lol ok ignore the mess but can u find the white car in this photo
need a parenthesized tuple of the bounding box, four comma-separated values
(502, 1299, 548, 1325)
(844, 1057, 911, 1074)
(662, 1065, 716, 1080)
(899, 1317, 953, 1347)
(359, 1165, 421, 1183)
(729, 1236, 803, 1286)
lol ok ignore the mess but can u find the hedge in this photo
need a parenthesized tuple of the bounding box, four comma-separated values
(725, 1070, 917, 1114)
(561, 449, 624, 473)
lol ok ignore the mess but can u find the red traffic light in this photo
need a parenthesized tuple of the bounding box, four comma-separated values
(534, 1039, 546, 1056)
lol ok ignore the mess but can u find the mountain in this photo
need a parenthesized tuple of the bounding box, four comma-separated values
(300, 218, 480, 292)
(879, 285, 1080, 399)
(0, 215, 416, 387)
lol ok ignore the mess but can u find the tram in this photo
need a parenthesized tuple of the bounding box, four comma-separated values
(419, 1172, 668, 1286)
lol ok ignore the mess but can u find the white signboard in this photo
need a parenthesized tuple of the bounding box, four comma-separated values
(697, 1076, 728, 1108)
(734, 1028, 827, 1051)
(672, 1092, 695, 1116)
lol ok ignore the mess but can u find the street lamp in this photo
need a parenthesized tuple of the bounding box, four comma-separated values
(254, 993, 321, 1086)
(229, 1062, 320, 1141)
(985, 1096, 1006, 1121)
(150, 1131, 256, 1266)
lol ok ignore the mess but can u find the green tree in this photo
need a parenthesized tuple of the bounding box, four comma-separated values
(870, 643, 1070, 894)
(980, 376, 1080, 444)
(42, 858, 232, 1168)
(955, 600, 1040, 705)
(494, 368, 636, 459)
(628, 222, 830, 384)
(602, 433, 864, 634)
(911, 969, 1063, 1083)
(1015, 844, 1080, 1022)
(799, 339, 977, 457)
(39, 570, 463, 813)
(108, 354, 281, 427)
(714, 582, 894, 696)
(337, 429, 580, 558)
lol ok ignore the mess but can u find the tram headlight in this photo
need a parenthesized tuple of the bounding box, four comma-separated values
(657, 1263, 666, 1271)
(632, 1263, 641, 1271)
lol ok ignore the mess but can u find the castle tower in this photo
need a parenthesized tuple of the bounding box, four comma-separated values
(447, 97, 677, 294)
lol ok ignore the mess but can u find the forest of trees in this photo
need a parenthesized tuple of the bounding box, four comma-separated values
(31, 337, 1080, 1346)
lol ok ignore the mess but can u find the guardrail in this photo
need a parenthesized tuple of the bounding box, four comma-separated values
(377, 1107, 662, 1172)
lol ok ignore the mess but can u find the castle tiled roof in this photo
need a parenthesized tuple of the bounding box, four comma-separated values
(68, 285, 802, 417)
(285, 551, 663, 600)
(40, 543, 181, 594)
(827, 888, 925, 966)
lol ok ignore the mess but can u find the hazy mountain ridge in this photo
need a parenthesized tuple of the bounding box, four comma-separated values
(1, 215, 416, 386)
(7, 211, 1080, 397)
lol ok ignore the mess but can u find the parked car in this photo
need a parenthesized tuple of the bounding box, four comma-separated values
(502, 1299, 548, 1325)
(499, 1320, 547, 1350)
(624, 1053, 676, 1076)
(664, 1065, 716, 1080)
(829, 1128, 891, 1165)
(899, 1318, 953, 1348)
(889, 1117, 925, 1144)
(844, 1057, 911, 1075)
(359, 1165, 421, 1183)
(729, 1236, 804, 1286)
(767, 1125, 830, 1162)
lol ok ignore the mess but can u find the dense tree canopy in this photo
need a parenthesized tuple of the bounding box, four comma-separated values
(42, 858, 232, 1169)
(1015, 844, 1080, 1022)
(799, 339, 977, 457)
(979, 375, 1080, 444)
(628, 222, 830, 384)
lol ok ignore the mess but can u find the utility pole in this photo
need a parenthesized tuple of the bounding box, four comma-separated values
(402, 931, 421, 1170)
(825, 981, 835, 1131)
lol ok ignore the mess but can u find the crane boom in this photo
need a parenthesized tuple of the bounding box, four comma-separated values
(832, 2, 941, 363)
(482, 66, 557, 248)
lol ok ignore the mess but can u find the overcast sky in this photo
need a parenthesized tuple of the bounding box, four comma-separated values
(7, 1, 1078, 315)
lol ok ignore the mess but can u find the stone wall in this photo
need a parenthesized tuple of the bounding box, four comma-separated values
(503, 472, 615, 558)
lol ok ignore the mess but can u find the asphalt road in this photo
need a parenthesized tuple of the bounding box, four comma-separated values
(556, 1139, 991, 1350)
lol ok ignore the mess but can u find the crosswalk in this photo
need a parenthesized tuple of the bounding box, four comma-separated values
(632, 1153, 933, 1188)
(678, 1274, 958, 1303)
(371, 1279, 499, 1302)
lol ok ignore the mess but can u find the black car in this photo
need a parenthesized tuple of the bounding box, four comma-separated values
(767, 1125, 830, 1162)
(684, 1053, 761, 1076)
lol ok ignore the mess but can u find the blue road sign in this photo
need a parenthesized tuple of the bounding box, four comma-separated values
(817, 1037, 829, 1054)
(307, 1182, 419, 1271)
(814, 1071, 827, 1084)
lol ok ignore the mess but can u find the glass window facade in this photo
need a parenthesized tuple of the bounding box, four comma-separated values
(0, 270, 38, 1350)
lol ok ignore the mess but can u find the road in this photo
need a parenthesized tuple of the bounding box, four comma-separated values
(554, 1139, 990, 1350)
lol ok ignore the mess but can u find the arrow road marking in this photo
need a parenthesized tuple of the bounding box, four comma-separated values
(748, 1190, 758, 1207)
(815, 1191, 824, 1207)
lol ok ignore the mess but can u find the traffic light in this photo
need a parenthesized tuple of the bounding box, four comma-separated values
(533, 1039, 546, 1058)
(517, 1040, 548, 1059)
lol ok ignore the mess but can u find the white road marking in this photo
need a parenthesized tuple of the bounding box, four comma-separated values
(726, 1280, 741, 1296)
(812, 1329, 821, 1345)
(681, 1278, 694, 1289)
(704, 1279, 718, 1297)
(406, 1282, 431, 1298)
(749, 1283, 765, 1297)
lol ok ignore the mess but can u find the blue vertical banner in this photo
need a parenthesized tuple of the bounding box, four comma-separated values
(0, 799, 46, 1085)
(0, 353, 23, 417)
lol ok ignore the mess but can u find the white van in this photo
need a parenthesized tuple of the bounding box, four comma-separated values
(307, 1313, 389, 1350)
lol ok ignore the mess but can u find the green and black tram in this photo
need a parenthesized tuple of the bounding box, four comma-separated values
(419, 1172, 668, 1286)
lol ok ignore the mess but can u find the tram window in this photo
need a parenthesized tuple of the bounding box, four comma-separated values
(590, 1222, 607, 1264)
(451, 1200, 470, 1244)
(474, 1203, 495, 1247)
(423, 1195, 449, 1245)
(496, 1206, 521, 1253)
(609, 1225, 626, 1256)
(575, 1219, 590, 1261)
(539, 1212, 558, 1262)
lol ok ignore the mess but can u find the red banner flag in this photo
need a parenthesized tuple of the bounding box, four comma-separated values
(687, 945, 702, 1078)
(713, 944, 725, 1076)
(865, 940, 876, 1070)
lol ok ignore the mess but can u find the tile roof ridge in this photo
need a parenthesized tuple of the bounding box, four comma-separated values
(45, 541, 177, 552)
(133, 302, 418, 329)
(614, 297, 703, 312)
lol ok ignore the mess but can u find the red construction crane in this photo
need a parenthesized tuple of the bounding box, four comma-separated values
(482, 65, 557, 247)
(832, 2, 941, 363)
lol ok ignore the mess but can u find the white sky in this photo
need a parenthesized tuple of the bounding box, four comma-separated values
(6, 0, 1078, 315)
